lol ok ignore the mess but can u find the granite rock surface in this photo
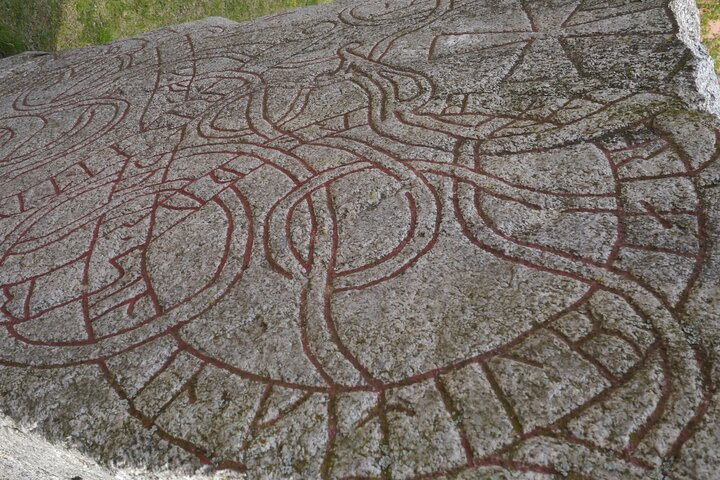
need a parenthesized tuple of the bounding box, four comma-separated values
(1, 1, 720, 479)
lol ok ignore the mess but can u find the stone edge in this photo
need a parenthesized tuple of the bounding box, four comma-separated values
(670, 0, 720, 116)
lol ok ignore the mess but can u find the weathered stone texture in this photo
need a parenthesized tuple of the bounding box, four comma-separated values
(0, 1, 719, 479)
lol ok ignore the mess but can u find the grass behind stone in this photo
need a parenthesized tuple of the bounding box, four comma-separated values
(0, 0, 65, 55)
(698, 0, 720, 74)
(0, 0, 329, 56)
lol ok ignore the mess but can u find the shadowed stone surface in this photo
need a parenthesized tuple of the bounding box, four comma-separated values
(1, 1, 719, 479)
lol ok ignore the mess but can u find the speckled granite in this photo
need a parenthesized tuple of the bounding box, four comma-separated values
(1, 1, 719, 479)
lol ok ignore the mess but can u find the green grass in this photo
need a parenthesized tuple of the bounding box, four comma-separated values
(0, 0, 65, 55)
(698, 0, 720, 74)
(0, 0, 329, 57)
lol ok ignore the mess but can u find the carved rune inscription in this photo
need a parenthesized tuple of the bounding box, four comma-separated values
(0, 1, 718, 479)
